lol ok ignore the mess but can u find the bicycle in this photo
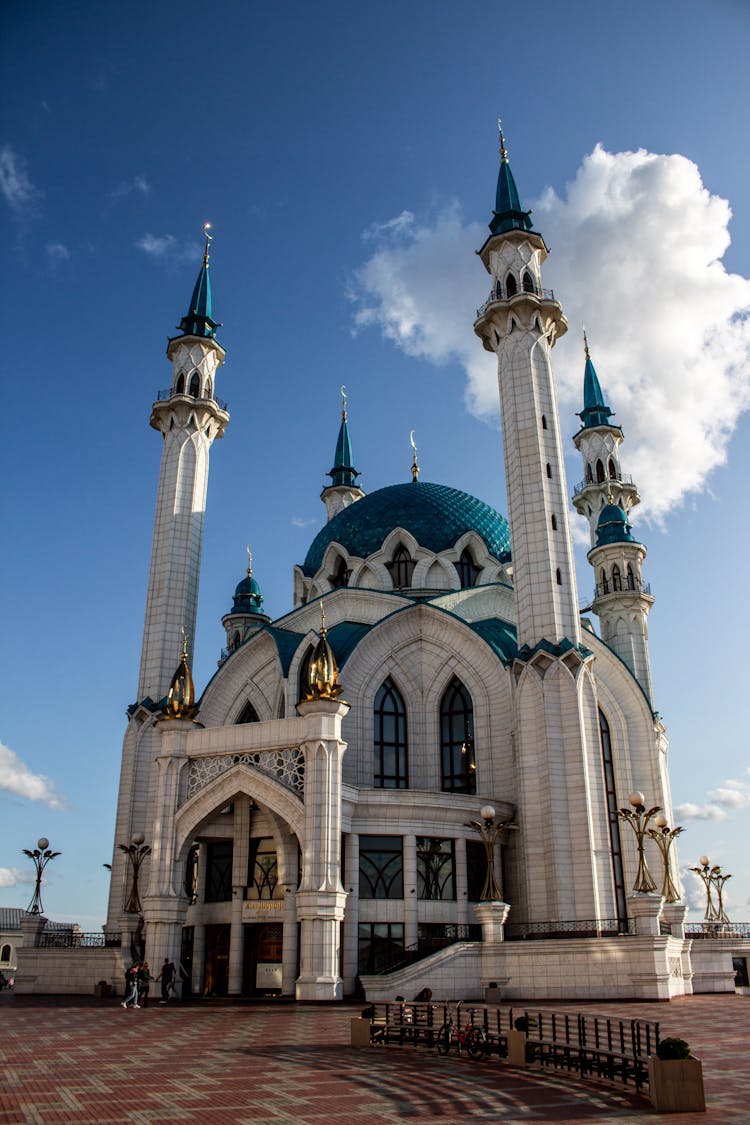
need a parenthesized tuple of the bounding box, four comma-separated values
(436, 1002, 487, 1059)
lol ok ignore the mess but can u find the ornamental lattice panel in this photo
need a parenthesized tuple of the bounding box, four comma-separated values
(186, 749, 304, 801)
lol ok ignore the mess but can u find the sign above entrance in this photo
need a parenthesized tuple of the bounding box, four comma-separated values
(243, 899, 286, 920)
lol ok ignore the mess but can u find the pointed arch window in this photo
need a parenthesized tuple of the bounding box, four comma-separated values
(456, 548, 480, 588)
(387, 544, 415, 590)
(175, 373, 185, 395)
(608, 457, 617, 480)
(626, 563, 636, 591)
(612, 564, 622, 591)
(522, 270, 535, 293)
(206, 378, 213, 400)
(374, 677, 408, 789)
(494, 279, 502, 300)
(596, 459, 606, 483)
(440, 678, 476, 794)
(189, 371, 200, 397)
(586, 463, 594, 484)
(329, 556, 349, 589)
(232, 630, 241, 651)
(541, 414, 548, 430)
(236, 700, 259, 724)
(298, 645, 314, 703)
(600, 568, 609, 595)
(599, 709, 628, 931)
(505, 272, 517, 298)
(551, 514, 557, 531)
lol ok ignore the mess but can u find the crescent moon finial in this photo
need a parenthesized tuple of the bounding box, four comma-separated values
(340, 384, 348, 421)
(202, 222, 212, 266)
(409, 430, 419, 482)
(246, 544, 253, 576)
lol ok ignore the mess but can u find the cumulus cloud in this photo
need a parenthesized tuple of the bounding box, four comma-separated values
(350, 146, 750, 523)
(0, 145, 42, 217)
(291, 515, 316, 528)
(111, 174, 150, 201)
(46, 242, 69, 263)
(0, 866, 33, 888)
(0, 741, 66, 809)
(675, 771, 750, 822)
(135, 233, 201, 264)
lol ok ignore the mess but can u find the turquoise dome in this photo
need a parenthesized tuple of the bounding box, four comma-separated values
(230, 573, 264, 614)
(596, 502, 636, 546)
(302, 481, 511, 576)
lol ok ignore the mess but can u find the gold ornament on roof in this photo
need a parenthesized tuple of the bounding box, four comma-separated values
(497, 117, 508, 164)
(303, 602, 341, 701)
(246, 544, 253, 577)
(410, 430, 419, 482)
(164, 628, 197, 720)
(202, 222, 212, 267)
(583, 325, 590, 359)
(340, 384, 347, 422)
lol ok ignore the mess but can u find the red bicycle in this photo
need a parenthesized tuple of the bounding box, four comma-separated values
(436, 1002, 487, 1059)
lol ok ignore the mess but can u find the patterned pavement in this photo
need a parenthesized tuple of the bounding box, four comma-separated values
(0, 992, 747, 1124)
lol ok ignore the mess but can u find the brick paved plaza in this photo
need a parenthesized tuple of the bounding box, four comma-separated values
(0, 992, 747, 1124)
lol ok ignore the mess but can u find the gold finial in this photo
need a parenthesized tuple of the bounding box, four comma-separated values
(340, 384, 347, 422)
(319, 599, 327, 634)
(202, 222, 212, 267)
(410, 430, 419, 483)
(497, 117, 508, 164)
(606, 490, 615, 505)
(246, 545, 253, 577)
(302, 600, 341, 702)
(165, 628, 197, 720)
(583, 324, 590, 360)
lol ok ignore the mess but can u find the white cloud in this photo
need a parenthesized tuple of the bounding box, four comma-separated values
(135, 233, 201, 264)
(0, 145, 42, 217)
(675, 772, 750, 822)
(291, 515, 316, 528)
(0, 866, 33, 888)
(674, 801, 728, 822)
(46, 242, 69, 263)
(111, 175, 150, 201)
(0, 741, 66, 809)
(350, 146, 750, 523)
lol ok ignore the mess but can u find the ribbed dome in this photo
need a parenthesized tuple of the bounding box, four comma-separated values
(229, 573, 264, 614)
(596, 502, 636, 546)
(302, 481, 511, 576)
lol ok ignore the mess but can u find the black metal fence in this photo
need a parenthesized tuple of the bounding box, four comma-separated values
(685, 921, 750, 939)
(366, 1001, 659, 1093)
(505, 918, 633, 940)
(36, 932, 121, 949)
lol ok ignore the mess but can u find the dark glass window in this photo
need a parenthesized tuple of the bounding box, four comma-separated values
(596, 459, 606, 483)
(466, 839, 488, 902)
(506, 273, 517, 297)
(247, 838, 278, 900)
(546, 462, 552, 479)
(417, 837, 455, 900)
(329, 556, 349, 589)
(456, 548, 480, 588)
(184, 843, 199, 905)
(440, 678, 476, 794)
(175, 373, 185, 394)
(494, 279, 502, 300)
(359, 836, 403, 899)
(387, 545, 415, 589)
(189, 371, 200, 397)
(236, 700, 259, 724)
(374, 677, 408, 788)
(612, 564, 622, 591)
(541, 414, 548, 430)
(608, 458, 617, 480)
(522, 270, 535, 293)
(357, 922, 404, 974)
(627, 563, 636, 590)
(298, 645, 314, 702)
(599, 710, 628, 931)
(556, 567, 562, 585)
(586, 463, 593, 483)
(1, 943, 11, 962)
(551, 514, 557, 531)
(204, 840, 233, 902)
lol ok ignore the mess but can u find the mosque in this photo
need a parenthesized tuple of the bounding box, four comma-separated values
(96, 131, 712, 1003)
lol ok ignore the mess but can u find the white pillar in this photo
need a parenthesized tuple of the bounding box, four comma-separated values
(228, 795, 251, 995)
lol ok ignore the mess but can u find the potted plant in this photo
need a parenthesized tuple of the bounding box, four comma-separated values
(648, 1037, 706, 1113)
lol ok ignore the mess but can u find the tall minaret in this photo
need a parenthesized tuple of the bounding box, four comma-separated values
(137, 226, 229, 703)
(320, 386, 364, 521)
(571, 333, 640, 545)
(473, 124, 579, 649)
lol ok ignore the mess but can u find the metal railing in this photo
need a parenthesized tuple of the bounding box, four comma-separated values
(573, 473, 634, 495)
(155, 388, 228, 411)
(685, 921, 750, 939)
(36, 931, 121, 949)
(505, 918, 632, 941)
(593, 580, 651, 600)
(368, 924, 481, 975)
(475, 287, 556, 318)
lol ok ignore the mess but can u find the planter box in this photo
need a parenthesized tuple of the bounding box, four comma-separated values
(350, 1017, 372, 1048)
(648, 1056, 706, 1113)
(506, 1028, 527, 1067)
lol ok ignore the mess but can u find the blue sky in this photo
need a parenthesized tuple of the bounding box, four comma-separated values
(1, 0, 749, 926)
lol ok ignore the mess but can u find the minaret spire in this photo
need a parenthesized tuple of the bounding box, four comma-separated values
(489, 118, 534, 237)
(320, 386, 364, 521)
(409, 430, 419, 482)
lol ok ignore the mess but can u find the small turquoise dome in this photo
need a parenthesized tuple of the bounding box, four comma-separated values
(230, 573, 264, 614)
(596, 502, 636, 546)
(303, 481, 511, 576)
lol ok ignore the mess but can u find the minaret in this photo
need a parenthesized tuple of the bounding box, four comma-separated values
(320, 386, 364, 520)
(571, 333, 640, 546)
(221, 547, 270, 657)
(473, 124, 579, 649)
(137, 225, 229, 703)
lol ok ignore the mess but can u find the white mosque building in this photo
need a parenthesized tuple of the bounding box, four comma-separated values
(61, 132, 739, 1003)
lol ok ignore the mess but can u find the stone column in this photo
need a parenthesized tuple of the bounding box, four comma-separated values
(628, 893, 663, 937)
(661, 902, 687, 940)
(228, 795, 251, 995)
(474, 901, 511, 943)
(342, 833, 360, 994)
(295, 698, 349, 1001)
(403, 834, 418, 950)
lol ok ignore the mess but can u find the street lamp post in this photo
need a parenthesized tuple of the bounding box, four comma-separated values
(617, 792, 660, 893)
(690, 855, 716, 921)
(119, 833, 151, 914)
(22, 838, 61, 915)
(646, 814, 684, 903)
(466, 805, 513, 902)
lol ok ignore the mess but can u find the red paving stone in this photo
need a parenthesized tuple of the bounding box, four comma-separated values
(0, 992, 747, 1123)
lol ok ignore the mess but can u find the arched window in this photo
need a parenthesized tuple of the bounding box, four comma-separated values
(550, 514, 557, 531)
(626, 563, 636, 591)
(0, 943, 10, 962)
(599, 710, 628, 931)
(608, 458, 617, 480)
(505, 272, 517, 297)
(522, 270, 535, 293)
(374, 677, 408, 788)
(494, 279, 502, 300)
(556, 567, 562, 585)
(596, 459, 606, 483)
(232, 630, 241, 651)
(205, 379, 213, 399)
(456, 548, 480, 588)
(329, 556, 349, 589)
(387, 545, 415, 589)
(585, 463, 593, 484)
(189, 371, 200, 397)
(612, 564, 622, 591)
(236, 700, 259, 724)
(298, 645, 314, 702)
(440, 678, 476, 794)
(175, 373, 185, 395)
(600, 568, 609, 595)
(541, 414, 547, 430)
(546, 463, 552, 479)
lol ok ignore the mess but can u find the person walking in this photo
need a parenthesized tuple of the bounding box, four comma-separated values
(138, 962, 151, 1008)
(156, 957, 175, 1004)
(121, 962, 140, 1009)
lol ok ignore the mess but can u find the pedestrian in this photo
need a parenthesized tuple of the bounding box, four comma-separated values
(138, 962, 151, 1008)
(156, 957, 175, 1004)
(121, 961, 140, 1009)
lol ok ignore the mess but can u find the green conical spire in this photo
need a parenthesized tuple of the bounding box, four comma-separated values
(489, 120, 534, 237)
(328, 387, 360, 487)
(578, 332, 614, 429)
(176, 224, 221, 340)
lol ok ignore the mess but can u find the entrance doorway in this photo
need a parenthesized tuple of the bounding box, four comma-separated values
(204, 923, 230, 996)
(243, 923, 283, 995)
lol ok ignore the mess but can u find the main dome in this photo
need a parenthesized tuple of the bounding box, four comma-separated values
(303, 481, 511, 576)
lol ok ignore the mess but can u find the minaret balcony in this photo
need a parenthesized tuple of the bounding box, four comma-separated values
(573, 473, 634, 495)
(475, 287, 557, 320)
(593, 579, 652, 600)
(156, 387, 228, 412)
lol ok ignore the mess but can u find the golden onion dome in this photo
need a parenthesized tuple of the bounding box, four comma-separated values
(164, 632, 197, 720)
(303, 603, 341, 701)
